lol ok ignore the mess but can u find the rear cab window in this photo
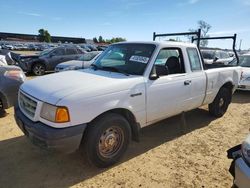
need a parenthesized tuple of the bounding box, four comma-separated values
(187, 48, 202, 71)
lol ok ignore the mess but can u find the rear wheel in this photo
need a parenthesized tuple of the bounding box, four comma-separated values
(82, 113, 131, 168)
(209, 87, 231, 117)
(32, 63, 46, 76)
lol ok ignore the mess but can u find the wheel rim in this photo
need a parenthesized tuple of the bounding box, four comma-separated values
(219, 98, 225, 108)
(99, 126, 124, 158)
(34, 65, 45, 75)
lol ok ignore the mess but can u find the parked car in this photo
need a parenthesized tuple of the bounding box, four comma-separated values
(18, 46, 85, 75)
(237, 54, 250, 91)
(2, 44, 14, 50)
(201, 49, 234, 65)
(55, 51, 102, 72)
(79, 45, 91, 52)
(227, 133, 250, 188)
(15, 41, 240, 167)
(229, 54, 250, 91)
(0, 55, 8, 66)
(97, 45, 108, 51)
(0, 66, 25, 116)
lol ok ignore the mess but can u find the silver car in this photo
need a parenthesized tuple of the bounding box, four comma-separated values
(228, 134, 250, 188)
(55, 51, 101, 72)
(0, 66, 25, 116)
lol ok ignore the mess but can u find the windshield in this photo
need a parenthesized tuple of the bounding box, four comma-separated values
(40, 48, 54, 56)
(201, 51, 215, 59)
(93, 43, 155, 75)
(239, 56, 250, 67)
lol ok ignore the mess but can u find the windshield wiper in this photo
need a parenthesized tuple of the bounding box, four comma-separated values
(101, 66, 130, 76)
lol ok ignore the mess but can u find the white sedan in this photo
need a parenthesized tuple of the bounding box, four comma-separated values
(238, 54, 250, 91)
(55, 51, 102, 72)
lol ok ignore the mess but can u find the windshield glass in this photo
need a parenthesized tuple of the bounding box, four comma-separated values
(93, 43, 155, 75)
(40, 48, 54, 56)
(201, 50, 215, 59)
(239, 56, 250, 67)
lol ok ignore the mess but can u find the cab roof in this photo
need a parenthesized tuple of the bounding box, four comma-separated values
(116, 41, 198, 49)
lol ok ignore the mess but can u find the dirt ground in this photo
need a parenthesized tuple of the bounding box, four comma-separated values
(0, 91, 249, 188)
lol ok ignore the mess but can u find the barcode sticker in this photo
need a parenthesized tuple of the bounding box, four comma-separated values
(129, 55, 149, 64)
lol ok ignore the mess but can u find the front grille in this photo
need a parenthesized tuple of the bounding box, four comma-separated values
(19, 91, 37, 118)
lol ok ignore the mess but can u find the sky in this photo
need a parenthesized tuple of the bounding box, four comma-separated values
(0, 0, 250, 49)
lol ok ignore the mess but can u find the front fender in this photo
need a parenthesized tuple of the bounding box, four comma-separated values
(57, 89, 147, 128)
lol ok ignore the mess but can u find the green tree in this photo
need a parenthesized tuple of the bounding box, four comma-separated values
(189, 20, 211, 47)
(98, 36, 104, 43)
(38, 29, 51, 43)
(93, 37, 98, 43)
(108, 37, 126, 43)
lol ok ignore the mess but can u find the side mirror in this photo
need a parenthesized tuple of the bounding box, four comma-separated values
(149, 73, 159, 80)
(214, 56, 219, 62)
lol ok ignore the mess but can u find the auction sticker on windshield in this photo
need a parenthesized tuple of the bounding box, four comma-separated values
(130, 55, 149, 64)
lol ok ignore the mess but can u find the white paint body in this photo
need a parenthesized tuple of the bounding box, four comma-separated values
(19, 41, 240, 129)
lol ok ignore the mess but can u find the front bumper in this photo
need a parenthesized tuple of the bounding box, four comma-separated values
(14, 105, 87, 153)
(228, 145, 250, 188)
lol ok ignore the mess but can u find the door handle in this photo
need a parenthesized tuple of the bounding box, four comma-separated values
(130, 92, 142, 97)
(184, 80, 192, 85)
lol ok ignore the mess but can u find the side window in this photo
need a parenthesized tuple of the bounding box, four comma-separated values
(187, 48, 202, 71)
(53, 48, 65, 56)
(153, 48, 185, 76)
(66, 48, 77, 55)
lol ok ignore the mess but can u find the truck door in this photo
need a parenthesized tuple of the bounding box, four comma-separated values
(146, 48, 192, 124)
(185, 48, 206, 110)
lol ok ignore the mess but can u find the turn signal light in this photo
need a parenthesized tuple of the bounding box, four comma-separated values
(55, 107, 70, 123)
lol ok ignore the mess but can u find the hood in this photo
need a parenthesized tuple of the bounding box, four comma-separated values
(57, 60, 83, 68)
(21, 69, 143, 105)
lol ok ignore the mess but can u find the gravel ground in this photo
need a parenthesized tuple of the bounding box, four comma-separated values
(0, 91, 249, 188)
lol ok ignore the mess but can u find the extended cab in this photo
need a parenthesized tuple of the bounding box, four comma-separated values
(15, 41, 240, 167)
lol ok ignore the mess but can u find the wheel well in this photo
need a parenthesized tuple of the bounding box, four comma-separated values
(89, 108, 141, 142)
(221, 82, 233, 101)
(221, 82, 233, 93)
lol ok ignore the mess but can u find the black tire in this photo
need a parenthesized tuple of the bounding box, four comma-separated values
(209, 87, 231, 117)
(0, 98, 7, 118)
(82, 113, 131, 168)
(32, 63, 46, 76)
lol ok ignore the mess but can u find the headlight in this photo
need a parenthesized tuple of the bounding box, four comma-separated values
(4, 70, 26, 82)
(242, 135, 250, 163)
(40, 103, 70, 123)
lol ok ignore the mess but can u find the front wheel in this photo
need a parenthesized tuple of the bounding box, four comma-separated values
(32, 63, 46, 76)
(82, 113, 131, 168)
(209, 87, 231, 117)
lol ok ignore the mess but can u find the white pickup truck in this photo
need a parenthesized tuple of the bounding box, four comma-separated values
(15, 41, 240, 167)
